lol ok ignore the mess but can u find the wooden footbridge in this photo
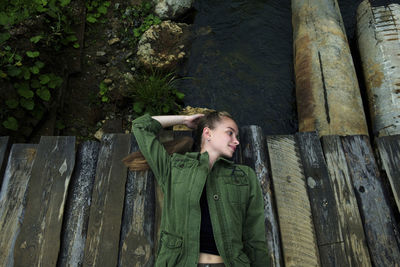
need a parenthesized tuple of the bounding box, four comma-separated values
(0, 128, 399, 267)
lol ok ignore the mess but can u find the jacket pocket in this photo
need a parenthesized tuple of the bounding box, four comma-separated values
(223, 171, 249, 205)
(236, 252, 251, 266)
(157, 231, 183, 266)
(171, 158, 197, 184)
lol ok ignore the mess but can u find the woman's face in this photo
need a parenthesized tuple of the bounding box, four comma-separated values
(205, 117, 240, 158)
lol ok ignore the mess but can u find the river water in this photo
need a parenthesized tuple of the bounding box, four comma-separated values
(177, 0, 364, 135)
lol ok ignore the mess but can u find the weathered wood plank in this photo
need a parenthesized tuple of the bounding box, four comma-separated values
(341, 135, 400, 266)
(240, 126, 282, 267)
(321, 136, 372, 267)
(0, 136, 10, 190)
(296, 132, 347, 266)
(0, 144, 37, 267)
(58, 141, 100, 267)
(14, 136, 76, 266)
(118, 135, 155, 267)
(267, 135, 320, 267)
(83, 134, 131, 267)
(377, 135, 400, 213)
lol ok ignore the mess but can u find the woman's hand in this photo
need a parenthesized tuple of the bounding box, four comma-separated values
(184, 114, 204, 129)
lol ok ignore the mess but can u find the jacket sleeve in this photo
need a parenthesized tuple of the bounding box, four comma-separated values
(243, 168, 270, 267)
(131, 114, 170, 190)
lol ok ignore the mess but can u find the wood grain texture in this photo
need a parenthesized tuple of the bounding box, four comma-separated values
(83, 134, 130, 267)
(296, 132, 347, 266)
(118, 135, 155, 267)
(321, 136, 372, 267)
(0, 136, 10, 190)
(58, 141, 100, 267)
(240, 126, 282, 267)
(341, 135, 400, 266)
(0, 144, 37, 267)
(267, 135, 320, 267)
(14, 136, 76, 267)
(377, 135, 400, 213)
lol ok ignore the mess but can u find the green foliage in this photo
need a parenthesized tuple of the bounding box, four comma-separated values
(127, 71, 185, 116)
(86, 0, 111, 23)
(99, 81, 109, 102)
(120, 1, 161, 46)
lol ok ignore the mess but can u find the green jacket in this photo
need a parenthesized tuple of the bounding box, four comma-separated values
(132, 114, 270, 267)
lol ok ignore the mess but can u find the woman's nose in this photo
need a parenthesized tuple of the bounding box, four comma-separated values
(233, 137, 239, 145)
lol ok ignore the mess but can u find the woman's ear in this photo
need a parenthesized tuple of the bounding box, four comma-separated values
(202, 127, 212, 142)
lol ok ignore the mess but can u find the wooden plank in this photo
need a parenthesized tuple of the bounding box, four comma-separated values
(58, 141, 100, 267)
(240, 126, 282, 267)
(0, 144, 37, 267)
(321, 136, 372, 267)
(14, 136, 76, 266)
(83, 134, 131, 267)
(341, 135, 400, 266)
(118, 135, 155, 267)
(296, 132, 347, 266)
(266, 135, 320, 267)
(377, 135, 400, 213)
(0, 136, 10, 190)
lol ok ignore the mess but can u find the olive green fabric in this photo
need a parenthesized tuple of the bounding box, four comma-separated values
(132, 114, 270, 267)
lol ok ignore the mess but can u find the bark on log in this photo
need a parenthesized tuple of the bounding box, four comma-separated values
(58, 141, 100, 267)
(341, 135, 400, 266)
(0, 136, 10, 190)
(240, 126, 283, 267)
(357, 0, 400, 136)
(292, 0, 368, 136)
(321, 136, 372, 267)
(296, 132, 347, 266)
(14, 136, 76, 267)
(83, 134, 130, 267)
(0, 144, 37, 267)
(377, 135, 400, 213)
(118, 135, 155, 267)
(267, 135, 320, 267)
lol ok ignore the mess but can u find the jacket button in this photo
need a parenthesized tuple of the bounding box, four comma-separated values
(213, 194, 219, 201)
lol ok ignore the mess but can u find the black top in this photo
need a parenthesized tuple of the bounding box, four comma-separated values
(199, 187, 219, 255)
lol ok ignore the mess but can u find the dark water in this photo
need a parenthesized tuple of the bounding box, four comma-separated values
(178, 0, 365, 135)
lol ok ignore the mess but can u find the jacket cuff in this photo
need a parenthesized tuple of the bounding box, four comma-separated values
(131, 114, 162, 134)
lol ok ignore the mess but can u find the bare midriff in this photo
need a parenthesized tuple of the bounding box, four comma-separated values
(198, 253, 224, 264)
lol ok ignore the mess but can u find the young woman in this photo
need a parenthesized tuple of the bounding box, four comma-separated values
(132, 111, 270, 267)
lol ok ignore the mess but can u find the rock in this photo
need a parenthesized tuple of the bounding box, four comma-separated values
(96, 51, 106, 56)
(137, 20, 191, 70)
(108, 37, 120, 45)
(94, 128, 104, 140)
(103, 78, 113, 84)
(154, 0, 195, 20)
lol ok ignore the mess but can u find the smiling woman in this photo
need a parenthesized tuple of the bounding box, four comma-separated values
(131, 111, 270, 267)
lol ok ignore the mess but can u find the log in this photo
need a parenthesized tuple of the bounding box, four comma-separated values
(118, 135, 155, 267)
(296, 132, 347, 266)
(58, 141, 100, 267)
(240, 126, 282, 267)
(377, 135, 400, 213)
(292, 0, 368, 136)
(356, 0, 400, 136)
(0, 136, 10, 190)
(83, 134, 130, 267)
(0, 144, 37, 267)
(266, 135, 320, 267)
(14, 136, 76, 266)
(321, 136, 372, 267)
(341, 135, 400, 266)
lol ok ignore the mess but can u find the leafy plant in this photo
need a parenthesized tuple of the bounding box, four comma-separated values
(120, 1, 161, 46)
(98, 81, 109, 102)
(86, 0, 111, 23)
(127, 71, 185, 116)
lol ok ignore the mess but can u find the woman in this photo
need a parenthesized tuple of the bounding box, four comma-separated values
(132, 111, 270, 267)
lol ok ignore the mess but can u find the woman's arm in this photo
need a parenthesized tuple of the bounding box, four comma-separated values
(152, 114, 204, 129)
